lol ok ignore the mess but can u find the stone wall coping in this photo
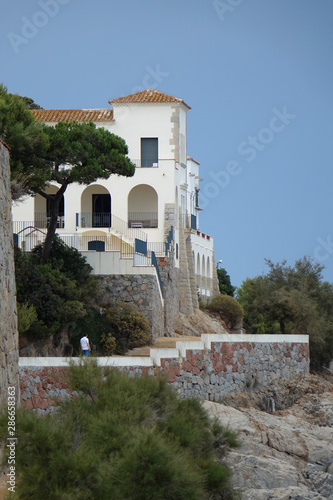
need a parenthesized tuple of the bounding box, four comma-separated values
(201, 334, 309, 349)
(150, 348, 180, 366)
(19, 356, 153, 368)
(176, 341, 205, 357)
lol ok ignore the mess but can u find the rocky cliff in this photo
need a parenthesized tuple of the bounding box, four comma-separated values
(204, 373, 333, 499)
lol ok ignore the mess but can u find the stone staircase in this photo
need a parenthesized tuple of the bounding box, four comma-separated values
(125, 336, 200, 357)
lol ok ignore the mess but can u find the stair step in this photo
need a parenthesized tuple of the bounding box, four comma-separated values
(124, 336, 200, 357)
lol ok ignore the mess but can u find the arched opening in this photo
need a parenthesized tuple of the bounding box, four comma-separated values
(207, 256, 211, 278)
(128, 184, 158, 228)
(196, 253, 200, 275)
(80, 185, 111, 228)
(202, 255, 206, 277)
(34, 185, 65, 229)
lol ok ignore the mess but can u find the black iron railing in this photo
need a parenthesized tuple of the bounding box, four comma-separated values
(79, 212, 111, 228)
(128, 212, 158, 228)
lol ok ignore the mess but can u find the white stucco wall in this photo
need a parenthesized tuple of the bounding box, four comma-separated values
(11, 98, 217, 274)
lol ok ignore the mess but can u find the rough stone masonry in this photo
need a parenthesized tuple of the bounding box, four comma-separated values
(19, 334, 309, 412)
(0, 141, 19, 404)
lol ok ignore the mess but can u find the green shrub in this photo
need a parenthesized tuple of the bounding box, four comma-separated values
(70, 302, 151, 355)
(17, 302, 38, 334)
(104, 301, 151, 354)
(68, 306, 110, 355)
(0, 361, 239, 499)
(14, 241, 100, 341)
(100, 332, 117, 354)
(208, 294, 244, 329)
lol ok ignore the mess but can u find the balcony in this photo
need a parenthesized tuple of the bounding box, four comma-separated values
(131, 159, 159, 168)
(128, 212, 158, 229)
(34, 213, 65, 229)
(78, 212, 111, 228)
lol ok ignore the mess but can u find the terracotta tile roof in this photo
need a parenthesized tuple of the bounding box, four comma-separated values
(109, 89, 191, 109)
(32, 108, 114, 123)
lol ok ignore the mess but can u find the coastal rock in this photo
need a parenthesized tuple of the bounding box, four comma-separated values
(203, 373, 333, 499)
(172, 309, 229, 337)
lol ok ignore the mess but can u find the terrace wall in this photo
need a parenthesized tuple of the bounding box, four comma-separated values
(19, 334, 309, 413)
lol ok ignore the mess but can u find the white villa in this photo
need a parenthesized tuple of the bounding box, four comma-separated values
(12, 89, 219, 336)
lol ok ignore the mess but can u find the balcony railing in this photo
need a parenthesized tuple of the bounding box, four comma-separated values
(147, 242, 165, 257)
(76, 212, 148, 242)
(34, 213, 65, 229)
(78, 212, 111, 228)
(128, 212, 158, 228)
(131, 159, 159, 168)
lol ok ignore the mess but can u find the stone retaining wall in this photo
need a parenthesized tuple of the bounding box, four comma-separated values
(0, 141, 19, 402)
(19, 334, 309, 412)
(97, 274, 164, 338)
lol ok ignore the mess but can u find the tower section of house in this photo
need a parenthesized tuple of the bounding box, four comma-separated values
(11, 90, 219, 336)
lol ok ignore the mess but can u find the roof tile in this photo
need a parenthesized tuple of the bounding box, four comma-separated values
(109, 89, 191, 109)
(32, 109, 114, 123)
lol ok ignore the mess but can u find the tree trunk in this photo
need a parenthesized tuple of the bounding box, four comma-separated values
(41, 184, 67, 262)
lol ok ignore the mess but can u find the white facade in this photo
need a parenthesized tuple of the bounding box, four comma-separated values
(12, 90, 216, 297)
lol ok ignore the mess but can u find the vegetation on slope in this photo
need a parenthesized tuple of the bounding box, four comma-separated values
(216, 266, 236, 297)
(236, 257, 333, 369)
(0, 361, 240, 500)
(15, 238, 151, 354)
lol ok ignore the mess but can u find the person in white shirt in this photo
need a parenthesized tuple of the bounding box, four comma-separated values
(80, 334, 91, 356)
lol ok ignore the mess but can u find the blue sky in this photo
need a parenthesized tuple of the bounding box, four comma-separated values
(1, 0, 333, 288)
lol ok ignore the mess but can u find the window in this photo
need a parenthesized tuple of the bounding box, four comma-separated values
(141, 138, 158, 167)
(195, 188, 200, 208)
(88, 240, 105, 251)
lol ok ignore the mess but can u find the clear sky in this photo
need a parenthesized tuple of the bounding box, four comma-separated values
(1, 0, 333, 288)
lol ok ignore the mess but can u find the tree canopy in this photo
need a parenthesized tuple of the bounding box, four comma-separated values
(216, 266, 236, 297)
(1, 84, 135, 260)
(236, 257, 333, 369)
(0, 84, 49, 200)
(15, 238, 100, 340)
